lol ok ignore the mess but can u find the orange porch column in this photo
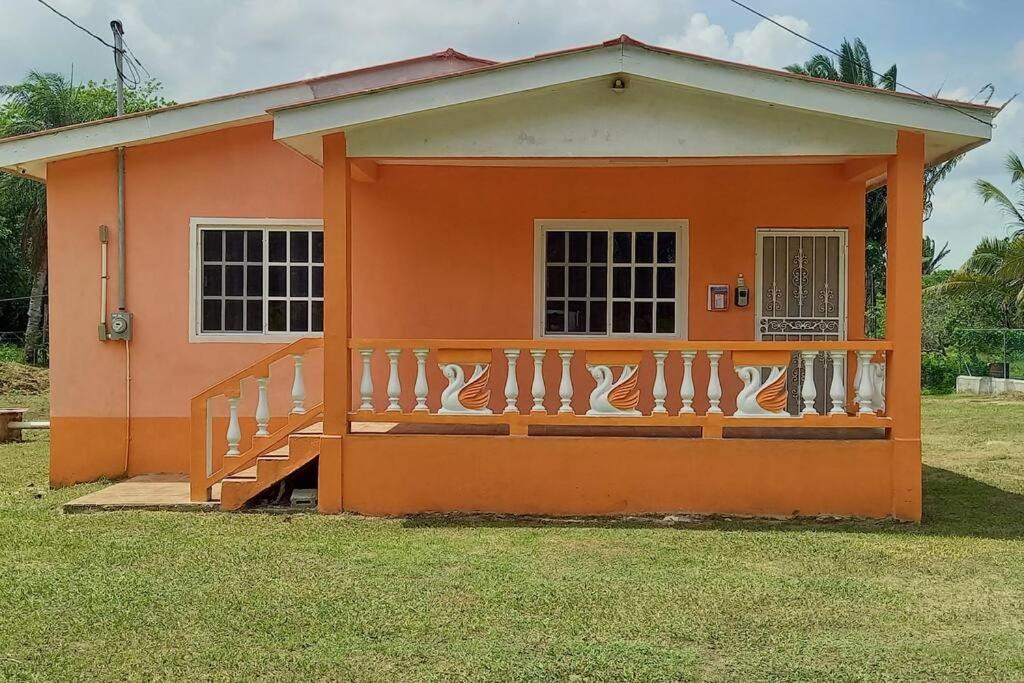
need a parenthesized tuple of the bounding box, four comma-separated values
(886, 130, 925, 522)
(319, 132, 352, 513)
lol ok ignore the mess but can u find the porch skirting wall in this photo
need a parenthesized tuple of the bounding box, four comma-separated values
(340, 435, 907, 519)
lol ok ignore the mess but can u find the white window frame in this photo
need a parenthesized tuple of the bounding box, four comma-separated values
(188, 217, 324, 343)
(534, 219, 689, 340)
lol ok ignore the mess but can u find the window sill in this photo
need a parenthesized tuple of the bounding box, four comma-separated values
(189, 332, 324, 344)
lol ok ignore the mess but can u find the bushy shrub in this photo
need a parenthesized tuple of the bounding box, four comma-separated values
(921, 351, 970, 394)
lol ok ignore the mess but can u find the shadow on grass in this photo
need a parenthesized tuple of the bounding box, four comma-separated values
(400, 466, 1024, 540)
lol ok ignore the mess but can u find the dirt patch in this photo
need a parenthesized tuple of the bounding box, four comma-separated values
(0, 362, 49, 394)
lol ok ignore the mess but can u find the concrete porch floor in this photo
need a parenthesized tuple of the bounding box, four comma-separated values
(64, 474, 221, 513)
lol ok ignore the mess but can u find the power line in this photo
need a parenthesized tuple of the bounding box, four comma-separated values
(726, 0, 995, 129)
(31, 0, 117, 50)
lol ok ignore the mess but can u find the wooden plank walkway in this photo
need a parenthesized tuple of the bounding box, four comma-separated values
(63, 474, 220, 513)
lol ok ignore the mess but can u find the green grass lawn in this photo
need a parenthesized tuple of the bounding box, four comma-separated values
(2, 395, 1024, 681)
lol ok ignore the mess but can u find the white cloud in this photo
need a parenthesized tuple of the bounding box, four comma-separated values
(658, 12, 811, 67)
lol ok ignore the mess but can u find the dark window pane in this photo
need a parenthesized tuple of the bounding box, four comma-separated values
(568, 266, 587, 297)
(546, 266, 565, 298)
(290, 231, 309, 262)
(268, 266, 287, 297)
(268, 300, 287, 331)
(312, 266, 324, 298)
(546, 231, 565, 263)
(656, 302, 675, 334)
(224, 265, 244, 296)
(202, 265, 222, 296)
(311, 301, 324, 332)
(634, 301, 653, 333)
(613, 267, 631, 298)
(657, 267, 675, 299)
(312, 232, 324, 263)
(269, 231, 287, 262)
(246, 230, 262, 261)
(201, 299, 221, 331)
(590, 231, 608, 263)
(568, 232, 588, 263)
(545, 300, 565, 333)
(612, 301, 631, 333)
(290, 266, 309, 297)
(590, 266, 607, 298)
(224, 299, 244, 331)
(635, 232, 654, 263)
(246, 300, 262, 331)
(246, 266, 262, 297)
(589, 301, 607, 333)
(202, 230, 222, 261)
(634, 266, 653, 299)
(567, 300, 587, 333)
(290, 301, 309, 332)
(225, 231, 245, 262)
(613, 232, 631, 263)
(657, 232, 676, 263)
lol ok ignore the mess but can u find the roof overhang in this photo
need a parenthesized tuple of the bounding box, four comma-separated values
(272, 41, 995, 170)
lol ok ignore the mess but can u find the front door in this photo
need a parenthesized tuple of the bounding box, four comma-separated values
(755, 229, 847, 414)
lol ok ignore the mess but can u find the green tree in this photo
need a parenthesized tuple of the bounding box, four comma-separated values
(930, 236, 1024, 330)
(975, 151, 1024, 238)
(0, 71, 172, 363)
(786, 39, 973, 337)
(922, 236, 951, 274)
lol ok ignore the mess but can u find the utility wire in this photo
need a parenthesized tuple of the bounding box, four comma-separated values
(31, 0, 117, 50)
(727, 0, 996, 128)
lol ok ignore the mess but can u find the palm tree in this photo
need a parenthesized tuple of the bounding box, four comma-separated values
(975, 152, 1024, 238)
(930, 236, 1024, 329)
(786, 39, 976, 337)
(0, 71, 171, 363)
(922, 236, 951, 275)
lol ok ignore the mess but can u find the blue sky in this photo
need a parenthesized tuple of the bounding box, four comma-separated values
(2, 0, 1022, 267)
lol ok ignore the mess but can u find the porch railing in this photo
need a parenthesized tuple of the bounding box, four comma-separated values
(189, 337, 324, 501)
(347, 339, 891, 437)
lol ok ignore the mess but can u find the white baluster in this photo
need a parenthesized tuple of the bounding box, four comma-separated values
(530, 349, 546, 413)
(855, 350, 875, 414)
(291, 354, 306, 414)
(358, 348, 374, 412)
(413, 349, 429, 412)
(828, 350, 846, 415)
(652, 351, 668, 414)
(800, 351, 818, 415)
(386, 348, 402, 413)
(679, 351, 696, 414)
(255, 376, 270, 436)
(706, 351, 723, 414)
(503, 349, 520, 414)
(558, 350, 574, 414)
(226, 395, 241, 456)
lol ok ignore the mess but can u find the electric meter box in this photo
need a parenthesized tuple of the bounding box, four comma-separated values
(109, 310, 133, 340)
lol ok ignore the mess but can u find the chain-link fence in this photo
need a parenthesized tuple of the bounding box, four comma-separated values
(950, 328, 1024, 379)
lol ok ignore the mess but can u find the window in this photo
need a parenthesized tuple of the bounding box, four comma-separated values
(194, 221, 323, 338)
(539, 222, 686, 337)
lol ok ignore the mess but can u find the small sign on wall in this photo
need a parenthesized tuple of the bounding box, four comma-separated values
(707, 284, 730, 311)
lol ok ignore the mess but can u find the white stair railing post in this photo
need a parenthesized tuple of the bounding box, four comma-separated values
(503, 349, 521, 414)
(855, 350, 875, 414)
(290, 354, 306, 414)
(652, 351, 668, 414)
(706, 351, 724, 414)
(800, 351, 818, 415)
(358, 348, 374, 412)
(255, 377, 270, 436)
(557, 350, 574, 414)
(226, 395, 241, 456)
(828, 350, 847, 415)
(679, 351, 696, 414)
(413, 349, 429, 413)
(385, 348, 402, 413)
(530, 349, 546, 413)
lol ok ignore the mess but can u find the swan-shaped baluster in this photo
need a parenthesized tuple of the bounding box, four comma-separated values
(734, 366, 789, 417)
(438, 363, 492, 414)
(587, 364, 641, 416)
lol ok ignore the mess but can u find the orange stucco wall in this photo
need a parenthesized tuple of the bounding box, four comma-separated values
(46, 121, 867, 490)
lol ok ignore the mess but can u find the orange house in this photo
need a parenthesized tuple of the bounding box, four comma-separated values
(0, 36, 996, 520)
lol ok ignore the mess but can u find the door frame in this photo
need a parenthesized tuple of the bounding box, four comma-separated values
(753, 228, 849, 342)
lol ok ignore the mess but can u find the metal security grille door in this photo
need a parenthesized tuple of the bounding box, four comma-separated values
(755, 229, 847, 414)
